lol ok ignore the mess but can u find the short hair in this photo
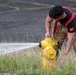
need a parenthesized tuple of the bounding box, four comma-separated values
(49, 6, 63, 19)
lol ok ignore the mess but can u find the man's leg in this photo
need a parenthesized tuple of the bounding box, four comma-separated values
(53, 22, 67, 56)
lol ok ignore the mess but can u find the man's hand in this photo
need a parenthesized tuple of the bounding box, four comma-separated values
(45, 32, 51, 37)
(60, 53, 67, 63)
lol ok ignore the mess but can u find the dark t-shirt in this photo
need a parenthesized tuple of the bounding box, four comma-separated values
(59, 8, 76, 33)
(49, 7, 76, 33)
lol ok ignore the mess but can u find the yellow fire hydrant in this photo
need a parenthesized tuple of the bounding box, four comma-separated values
(39, 37, 58, 71)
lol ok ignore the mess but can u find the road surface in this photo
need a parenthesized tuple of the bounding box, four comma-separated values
(0, 0, 76, 42)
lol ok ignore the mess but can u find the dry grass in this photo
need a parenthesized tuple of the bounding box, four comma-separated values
(0, 45, 76, 75)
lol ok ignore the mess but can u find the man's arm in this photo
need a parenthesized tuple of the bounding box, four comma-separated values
(64, 32, 75, 55)
(45, 15, 53, 37)
(60, 32, 75, 62)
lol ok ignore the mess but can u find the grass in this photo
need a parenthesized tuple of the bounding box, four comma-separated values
(0, 46, 76, 75)
(0, 55, 41, 74)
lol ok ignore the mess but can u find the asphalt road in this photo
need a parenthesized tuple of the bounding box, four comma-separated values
(0, 0, 76, 43)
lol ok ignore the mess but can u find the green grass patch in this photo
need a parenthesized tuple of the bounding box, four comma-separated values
(0, 46, 76, 75)
(0, 54, 42, 74)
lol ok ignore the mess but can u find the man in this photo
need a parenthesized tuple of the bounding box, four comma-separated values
(45, 5, 76, 62)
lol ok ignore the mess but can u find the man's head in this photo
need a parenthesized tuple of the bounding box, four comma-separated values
(49, 6, 64, 20)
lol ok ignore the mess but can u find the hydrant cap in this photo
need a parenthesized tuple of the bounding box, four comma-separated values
(41, 37, 53, 49)
(45, 46, 56, 59)
(41, 40, 48, 49)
